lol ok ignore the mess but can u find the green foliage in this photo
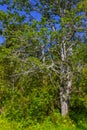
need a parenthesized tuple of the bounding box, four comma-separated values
(3, 83, 58, 122)
(0, 111, 87, 130)
(0, 115, 23, 130)
(0, 0, 87, 129)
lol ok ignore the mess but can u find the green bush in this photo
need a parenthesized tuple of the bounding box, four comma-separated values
(0, 111, 76, 130)
(3, 83, 58, 122)
(0, 115, 23, 130)
(0, 110, 87, 130)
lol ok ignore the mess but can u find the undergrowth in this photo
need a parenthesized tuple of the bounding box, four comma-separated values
(0, 110, 87, 130)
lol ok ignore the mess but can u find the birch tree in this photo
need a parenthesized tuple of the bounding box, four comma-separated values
(38, 0, 87, 116)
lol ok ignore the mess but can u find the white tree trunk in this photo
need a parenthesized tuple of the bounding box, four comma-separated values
(60, 42, 72, 116)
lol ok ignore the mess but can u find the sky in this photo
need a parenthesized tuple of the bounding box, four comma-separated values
(0, 2, 42, 45)
(0, 4, 7, 44)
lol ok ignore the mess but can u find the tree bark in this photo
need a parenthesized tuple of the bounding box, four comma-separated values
(60, 42, 72, 116)
(42, 44, 47, 86)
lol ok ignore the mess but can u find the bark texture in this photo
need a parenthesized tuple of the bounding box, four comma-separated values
(60, 42, 72, 116)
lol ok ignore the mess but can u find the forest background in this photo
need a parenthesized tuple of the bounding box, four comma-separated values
(0, 0, 87, 130)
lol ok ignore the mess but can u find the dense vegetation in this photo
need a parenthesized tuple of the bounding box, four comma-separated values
(0, 0, 87, 129)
